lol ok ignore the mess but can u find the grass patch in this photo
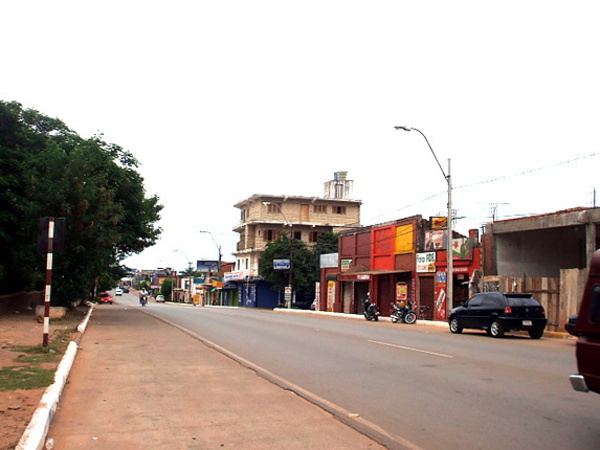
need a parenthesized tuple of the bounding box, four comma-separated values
(0, 328, 76, 392)
(0, 366, 55, 391)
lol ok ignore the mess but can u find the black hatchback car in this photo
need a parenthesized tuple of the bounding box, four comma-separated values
(448, 292, 547, 339)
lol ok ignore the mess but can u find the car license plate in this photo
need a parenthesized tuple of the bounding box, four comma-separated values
(522, 320, 532, 326)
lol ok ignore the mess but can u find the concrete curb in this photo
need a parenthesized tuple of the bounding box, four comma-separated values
(16, 304, 95, 450)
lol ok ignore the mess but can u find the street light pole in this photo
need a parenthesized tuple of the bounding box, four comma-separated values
(173, 249, 192, 272)
(263, 201, 293, 309)
(174, 249, 193, 302)
(395, 126, 453, 315)
(199, 230, 223, 304)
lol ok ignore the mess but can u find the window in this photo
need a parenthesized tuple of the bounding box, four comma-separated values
(313, 204, 327, 214)
(467, 295, 483, 307)
(266, 202, 282, 213)
(293, 231, 302, 240)
(264, 229, 278, 241)
(309, 231, 319, 243)
(482, 297, 500, 308)
(333, 206, 346, 215)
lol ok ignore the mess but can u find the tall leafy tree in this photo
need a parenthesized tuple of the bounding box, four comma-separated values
(0, 101, 163, 305)
(259, 233, 316, 296)
(314, 231, 339, 256)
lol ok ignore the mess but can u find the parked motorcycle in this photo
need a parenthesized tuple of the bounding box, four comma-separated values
(391, 302, 417, 324)
(363, 297, 380, 321)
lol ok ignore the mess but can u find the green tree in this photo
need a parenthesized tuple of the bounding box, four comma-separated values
(0, 101, 163, 305)
(259, 232, 318, 300)
(160, 278, 173, 300)
(314, 231, 339, 255)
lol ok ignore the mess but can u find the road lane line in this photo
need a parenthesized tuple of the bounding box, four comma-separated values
(368, 340, 453, 358)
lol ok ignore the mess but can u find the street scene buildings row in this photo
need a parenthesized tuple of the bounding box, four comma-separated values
(142, 172, 600, 333)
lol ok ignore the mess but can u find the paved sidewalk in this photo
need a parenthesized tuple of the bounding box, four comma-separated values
(47, 304, 384, 449)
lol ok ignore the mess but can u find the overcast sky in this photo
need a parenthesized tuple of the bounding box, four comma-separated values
(2, 1, 599, 271)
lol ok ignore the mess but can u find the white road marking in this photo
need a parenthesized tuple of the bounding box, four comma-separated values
(368, 340, 453, 358)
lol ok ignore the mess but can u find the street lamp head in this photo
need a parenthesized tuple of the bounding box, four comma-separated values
(394, 126, 412, 132)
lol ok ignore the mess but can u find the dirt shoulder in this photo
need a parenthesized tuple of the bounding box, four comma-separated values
(0, 306, 88, 450)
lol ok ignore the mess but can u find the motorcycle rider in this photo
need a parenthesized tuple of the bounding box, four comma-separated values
(139, 287, 148, 305)
(394, 297, 411, 315)
(363, 292, 375, 316)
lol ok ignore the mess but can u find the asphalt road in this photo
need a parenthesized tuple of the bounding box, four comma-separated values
(118, 293, 600, 449)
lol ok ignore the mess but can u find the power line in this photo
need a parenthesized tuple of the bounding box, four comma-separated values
(367, 151, 600, 224)
(455, 152, 600, 190)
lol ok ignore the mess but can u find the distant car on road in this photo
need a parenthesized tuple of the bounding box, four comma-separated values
(115, 288, 123, 296)
(156, 294, 165, 303)
(98, 292, 114, 304)
(122, 286, 130, 293)
(448, 292, 547, 339)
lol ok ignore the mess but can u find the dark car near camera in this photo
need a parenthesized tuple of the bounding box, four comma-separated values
(448, 292, 547, 339)
(570, 249, 600, 395)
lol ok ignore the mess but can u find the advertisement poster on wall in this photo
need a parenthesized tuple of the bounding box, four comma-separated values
(425, 230, 446, 250)
(396, 282, 408, 301)
(327, 280, 335, 312)
(435, 270, 447, 321)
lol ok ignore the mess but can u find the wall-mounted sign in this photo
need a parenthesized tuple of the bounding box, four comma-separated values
(452, 238, 474, 260)
(425, 230, 446, 250)
(416, 252, 436, 272)
(431, 216, 448, 230)
(341, 259, 352, 272)
(320, 253, 339, 268)
(224, 270, 250, 282)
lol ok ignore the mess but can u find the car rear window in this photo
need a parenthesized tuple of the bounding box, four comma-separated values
(506, 295, 541, 307)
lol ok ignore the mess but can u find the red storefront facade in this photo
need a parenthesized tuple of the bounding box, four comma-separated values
(323, 217, 424, 318)
(319, 217, 482, 321)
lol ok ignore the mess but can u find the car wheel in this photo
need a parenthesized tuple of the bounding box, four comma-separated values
(529, 329, 544, 339)
(489, 320, 504, 338)
(404, 312, 417, 325)
(449, 317, 463, 334)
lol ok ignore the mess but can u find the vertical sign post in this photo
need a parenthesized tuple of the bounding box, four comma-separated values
(43, 218, 55, 347)
(38, 217, 65, 348)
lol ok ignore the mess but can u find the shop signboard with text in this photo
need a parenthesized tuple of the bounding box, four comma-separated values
(416, 252, 436, 272)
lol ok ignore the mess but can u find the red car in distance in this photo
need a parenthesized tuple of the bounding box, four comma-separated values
(98, 292, 114, 304)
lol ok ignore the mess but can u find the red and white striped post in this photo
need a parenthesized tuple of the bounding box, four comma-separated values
(42, 218, 55, 347)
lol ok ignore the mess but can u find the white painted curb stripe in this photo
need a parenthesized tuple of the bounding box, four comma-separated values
(16, 305, 94, 450)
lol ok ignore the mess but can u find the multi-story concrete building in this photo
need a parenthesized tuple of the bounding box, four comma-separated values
(228, 172, 362, 307)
